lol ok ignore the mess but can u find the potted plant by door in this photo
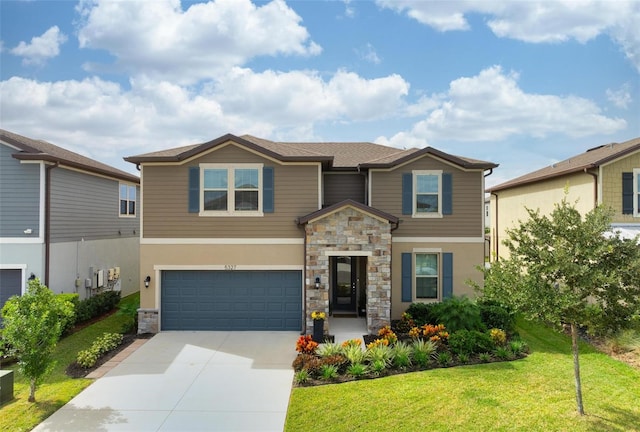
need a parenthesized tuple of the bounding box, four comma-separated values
(311, 311, 326, 343)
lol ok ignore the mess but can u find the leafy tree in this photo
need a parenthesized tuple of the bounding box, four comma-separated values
(0, 278, 75, 402)
(478, 198, 640, 415)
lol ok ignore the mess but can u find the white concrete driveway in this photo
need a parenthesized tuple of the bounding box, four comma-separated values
(33, 331, 299, 432)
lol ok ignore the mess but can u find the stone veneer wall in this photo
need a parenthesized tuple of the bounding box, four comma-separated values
(138, 308, 159, 334)
(304, 207, 392, 335)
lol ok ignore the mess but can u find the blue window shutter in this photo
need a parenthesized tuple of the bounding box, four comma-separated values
(188, 167, 199, 213)
(401, 253, 412, 302)
(442, 173, 452, 215)
(622, 172, 633, 215)
(263, 167, 274, 213)
(442, 253, 453, 299)
(402, 173, 412, 215)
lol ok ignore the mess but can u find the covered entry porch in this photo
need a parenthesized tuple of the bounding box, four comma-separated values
(298, 199, 398, 336)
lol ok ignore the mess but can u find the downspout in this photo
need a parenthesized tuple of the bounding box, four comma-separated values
(583, 168, 598, 209)
(44, 162, 59, 286)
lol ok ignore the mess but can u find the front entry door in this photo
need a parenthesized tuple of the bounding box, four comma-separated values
(332, 256, 357, 312)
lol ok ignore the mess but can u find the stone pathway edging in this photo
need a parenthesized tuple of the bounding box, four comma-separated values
(85, 339, 148, 379)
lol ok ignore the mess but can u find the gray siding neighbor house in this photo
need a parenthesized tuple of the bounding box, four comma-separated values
(0, 129, 140, 309)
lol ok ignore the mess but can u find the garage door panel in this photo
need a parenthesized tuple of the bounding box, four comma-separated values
(161, 270, 301, 331)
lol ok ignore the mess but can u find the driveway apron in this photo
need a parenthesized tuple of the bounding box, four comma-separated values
(33, 331, 298, 432)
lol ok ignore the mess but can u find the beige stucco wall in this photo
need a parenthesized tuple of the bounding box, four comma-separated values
(390, 240, 485, 319)
(601, 151, 640, 223)
(138, 243, 304, 310)
(490, 172, 595, 260)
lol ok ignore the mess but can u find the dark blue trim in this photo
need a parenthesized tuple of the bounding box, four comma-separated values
(401, 252, 412, 302)
(402, 173, 412, 215)
(442, 173, 452, 215)
(188, 167, 199, 213)
(622, 172, 634, 215)
(442, 253, 453, 299)
(263, 167, 274, 213)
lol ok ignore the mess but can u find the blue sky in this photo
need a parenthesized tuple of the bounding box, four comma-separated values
(1, 0, 638, 187)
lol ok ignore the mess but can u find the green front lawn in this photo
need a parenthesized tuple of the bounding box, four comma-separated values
(285, 319, 640, 432)
(0, 292, 139, 432)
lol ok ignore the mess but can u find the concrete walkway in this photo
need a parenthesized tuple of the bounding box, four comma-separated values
(33, 331, 298, 432)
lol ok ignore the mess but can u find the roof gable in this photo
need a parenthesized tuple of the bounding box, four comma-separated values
(488, 136, 640, 192)
(297, 199, 399, 225)
(1, 129, 139, 183)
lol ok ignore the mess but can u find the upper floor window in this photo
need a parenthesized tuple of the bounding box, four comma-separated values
(201, 164, 262, 216)
(414, 170, 442, 217)
(119, 183, 136, 216)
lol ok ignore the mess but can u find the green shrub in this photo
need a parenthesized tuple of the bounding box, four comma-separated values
(457, 353, 470, 364)
(370, 359, 387, 375)
(76, 332, 123, 368)
(75, 291, 122, 324)
(448, 330, 495, 356)
(317, 343, 344, 357)
(343, 345, 366, 365)
(346, 363, 368, 378)
(478, 352, 492, 363)
(406, 302, 439, 326)
(494, 346, 513, 360)
(412, 339, 436, 367)
(366, 344, 393, 366)
(436, 351, 452, 366)
(319, 364, 339, 380)
(116, 300, 139, 334)
(477, 299, 515, 333)
(391, 342, 412, 369)
(294, 369, 310, 384)
(509, 340, 529, 356)
(433, 296, 484, 333)
(57, 293, 79, 335)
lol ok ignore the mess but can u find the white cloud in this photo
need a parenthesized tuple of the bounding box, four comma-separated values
(75, 0, 321, 84)
(0, 68, 409, 168)
(10, 26, 67, 66)
(357, 43, 381, 64)
(376, 0, 640, 72)
(378, 66, 626, 148)
(606, 84, 632, 109)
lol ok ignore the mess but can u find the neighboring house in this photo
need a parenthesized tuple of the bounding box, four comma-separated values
(125, 134, 497, 335)
(0, 129, 140, 311)
(487, 136, 640, 261)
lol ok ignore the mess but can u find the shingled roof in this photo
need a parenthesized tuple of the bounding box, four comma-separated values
(488, 137, 640, 193)
(125, 133, 497, 171)
(1, 129, 139, 183)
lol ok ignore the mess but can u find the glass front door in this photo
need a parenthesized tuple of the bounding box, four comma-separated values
(332, 256, 357, 312)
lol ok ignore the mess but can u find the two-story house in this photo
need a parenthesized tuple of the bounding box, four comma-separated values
(125, 134, 497, 335)
(487, 136, 640, 261)
(0, 129, 140, 310)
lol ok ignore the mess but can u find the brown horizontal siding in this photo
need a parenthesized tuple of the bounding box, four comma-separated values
(323, 173, 366, 206)
(143, 145, 319, 238)
(371, 157, 483, 237)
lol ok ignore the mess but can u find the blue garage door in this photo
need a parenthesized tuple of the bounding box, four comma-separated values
(0, 269, 22, 310)
(161, 270, 302, 331)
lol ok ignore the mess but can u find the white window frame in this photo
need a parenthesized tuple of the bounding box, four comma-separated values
(199, 163, 263, 217)
(413, 249, 441, 302)
(413, 170, 443, 218)
(119, 183, 137, 217)
(634, 168, 640, 218)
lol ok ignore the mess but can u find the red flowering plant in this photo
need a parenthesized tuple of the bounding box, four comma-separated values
(409, 323, 449, 345)
(377, 325, 398, 345)
(296, 335, 319, 354)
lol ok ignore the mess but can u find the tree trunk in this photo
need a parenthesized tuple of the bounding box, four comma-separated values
(28, 379, 36, 402)
(571, 322, 585, 415)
